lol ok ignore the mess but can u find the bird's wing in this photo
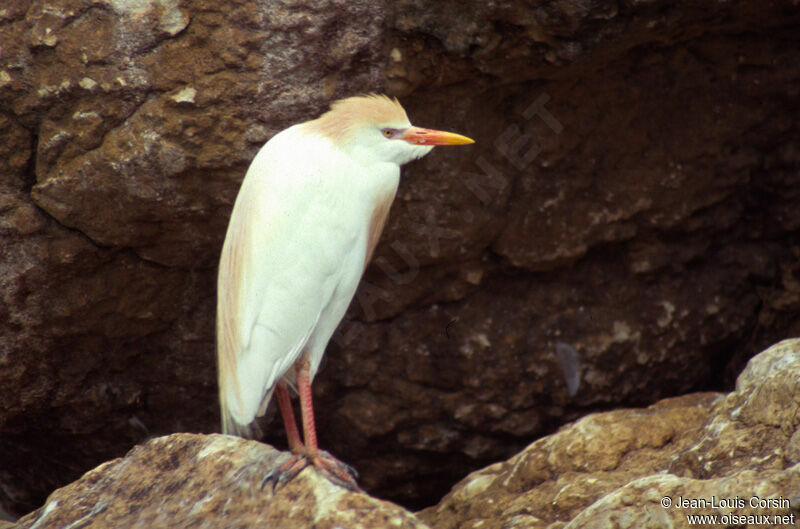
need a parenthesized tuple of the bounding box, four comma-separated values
(217, 127, 364, 434)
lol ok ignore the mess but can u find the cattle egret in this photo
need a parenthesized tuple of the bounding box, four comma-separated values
(217, 94, 474, 489)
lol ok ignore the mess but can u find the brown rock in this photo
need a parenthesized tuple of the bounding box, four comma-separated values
(2, 0, 800, 517)
(14, 434, 429, 529)
(419, 339, 800, 528)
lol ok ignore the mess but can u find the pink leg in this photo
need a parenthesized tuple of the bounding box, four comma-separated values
(262, 382, 308, 489)
(275, 381, 302, 451)
(296, 356, 319, 450)
(295, 355, 360, 490)
(262, 356, 359, 491)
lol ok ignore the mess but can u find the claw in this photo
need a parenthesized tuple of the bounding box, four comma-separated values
(313, 449, 360, 491)
(261, 449, 360, 492)
(260, 453, 309, 491)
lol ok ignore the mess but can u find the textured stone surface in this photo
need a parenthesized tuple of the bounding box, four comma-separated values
(11, 340, 800, 529)
(14, 434, 429, 529)
(419, 339, 800, 528)
(2, 0, 800, 517)
(25, 0, 385, 267)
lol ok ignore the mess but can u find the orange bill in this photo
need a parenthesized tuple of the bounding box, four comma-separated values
(400, 126, 475, 146)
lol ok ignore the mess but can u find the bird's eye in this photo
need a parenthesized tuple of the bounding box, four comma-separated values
(382, 128, 394, 138)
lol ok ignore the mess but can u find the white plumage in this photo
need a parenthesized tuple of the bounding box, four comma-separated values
(216, 94, 473, 487)
(218, 125, 397, 432)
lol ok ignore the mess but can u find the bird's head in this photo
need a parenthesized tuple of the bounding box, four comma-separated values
(307, 94, 474, 166)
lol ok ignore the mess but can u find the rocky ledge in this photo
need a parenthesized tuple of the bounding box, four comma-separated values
(14, 339, 800, 529)
(4, 0, 800, 513)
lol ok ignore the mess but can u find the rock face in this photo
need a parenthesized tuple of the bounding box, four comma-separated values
(2, 0, 800, 516)
(14, 434, 429, 529)
(419, 339, 800, 528)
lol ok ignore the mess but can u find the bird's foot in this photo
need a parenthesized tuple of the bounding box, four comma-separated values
(309, 449, 360, 491)
(261, 448, 360, 492)
(261, 451, 310, 491)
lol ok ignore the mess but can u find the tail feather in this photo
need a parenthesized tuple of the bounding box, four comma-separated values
(220, 386, 274, 439)
(221, 406, 262, 439)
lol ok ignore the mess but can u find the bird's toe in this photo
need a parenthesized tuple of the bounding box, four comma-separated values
(260, 452, 309, 492)
(311, 450, 361, 492)
(260, 448, 360, 492)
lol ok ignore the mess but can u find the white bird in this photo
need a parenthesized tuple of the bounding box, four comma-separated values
(217, 94, 474, 489)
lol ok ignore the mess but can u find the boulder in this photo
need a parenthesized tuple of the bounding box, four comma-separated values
(420, 339, 800, 528)
(2, 0, 800, 515)
(12, 339, 800, 528)
(14, 434, 429, 529)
